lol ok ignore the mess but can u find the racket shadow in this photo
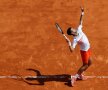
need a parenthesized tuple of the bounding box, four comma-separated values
(12, 68, 72, 87)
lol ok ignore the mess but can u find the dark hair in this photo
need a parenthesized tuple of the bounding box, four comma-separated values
(67, 27, 72, 35)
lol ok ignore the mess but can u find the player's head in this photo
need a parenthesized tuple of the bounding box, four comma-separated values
(67, 27, 78, 36)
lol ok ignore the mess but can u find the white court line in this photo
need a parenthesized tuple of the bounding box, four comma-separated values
(0, 76, 108, 79)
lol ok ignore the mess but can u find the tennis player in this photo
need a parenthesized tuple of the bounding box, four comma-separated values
(67, 7, 92, 86)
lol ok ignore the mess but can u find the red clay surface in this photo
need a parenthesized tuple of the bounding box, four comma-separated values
(0, 0, 108, 90)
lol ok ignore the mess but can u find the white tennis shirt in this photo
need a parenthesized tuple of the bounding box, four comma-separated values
(72, 25, 90, 51)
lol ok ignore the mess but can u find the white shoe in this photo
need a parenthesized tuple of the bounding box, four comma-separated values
(71, 76, 76, 86)
(77, 74, 87, 80)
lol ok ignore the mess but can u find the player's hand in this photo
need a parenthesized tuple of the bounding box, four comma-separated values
(80, 7, 84, 12)
(80, 7, 84, 15)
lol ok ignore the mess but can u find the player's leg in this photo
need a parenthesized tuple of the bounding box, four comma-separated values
(77, 63, 89, 75)
(77, 57, 92, 74)
(78, 58, 92, 80)
(71, 49, 92, 86)
(77, 50, 89, 75)
(88, 57, 92, 67)
(71, 60, 89, 86)
(76, 49, 92, 80)
(75, 49, 92, 79)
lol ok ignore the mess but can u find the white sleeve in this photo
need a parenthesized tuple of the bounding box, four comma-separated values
(72, 38, 77, 49)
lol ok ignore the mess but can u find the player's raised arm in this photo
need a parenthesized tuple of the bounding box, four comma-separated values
(79, 7, 84, 25)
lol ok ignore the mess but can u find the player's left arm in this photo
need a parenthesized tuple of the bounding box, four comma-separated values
(79, 7, 84, 26)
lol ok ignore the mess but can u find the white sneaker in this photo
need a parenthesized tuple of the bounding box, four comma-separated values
(71, 75, 76, 86)
(77, 74, 87, 80)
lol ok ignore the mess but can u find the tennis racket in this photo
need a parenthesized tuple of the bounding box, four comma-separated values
(55, 23, 70, 42)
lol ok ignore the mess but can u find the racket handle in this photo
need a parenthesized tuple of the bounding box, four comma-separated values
(63, 34, 70, 42)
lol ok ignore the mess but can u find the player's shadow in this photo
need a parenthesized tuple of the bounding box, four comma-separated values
(23, 68, 72, 87)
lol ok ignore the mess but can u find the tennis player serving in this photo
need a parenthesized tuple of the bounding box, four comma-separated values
(67, 7, 92, 86)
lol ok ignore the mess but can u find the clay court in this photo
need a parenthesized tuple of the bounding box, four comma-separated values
(0, 0, 108, 90)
